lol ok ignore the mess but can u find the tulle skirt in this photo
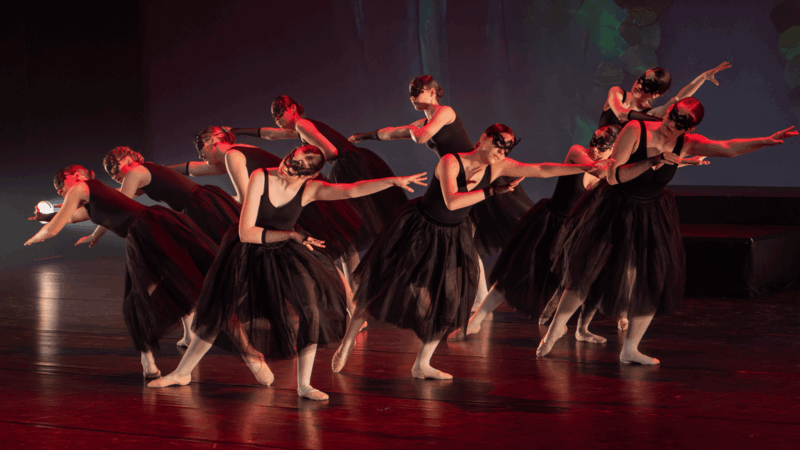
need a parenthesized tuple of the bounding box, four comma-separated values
(123, 206, 218, 352)
(551, 180, 685, 317)
(470, 176, 536, 257)
(489, 199, 565, 316)
(182, 184, 241, 245)
(328, 146, 409, 251)
(297, 190, 362, 261)
(192, 228, 348, 360)
(353, 199, 480, 342)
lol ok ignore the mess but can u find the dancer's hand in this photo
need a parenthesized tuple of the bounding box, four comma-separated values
(701, 61, 731, 86)
(392, 172, 428, 192)
(765, 126, 798, 146)
(679, 155, 710, 166)
(348, 134, 362, 143)
(75, 234, 100, 248)
(24, 234, 44, 246)
(28, 211, 54, 222)
(292, 231, 325, 251)
(588, 158, 615, 175)
(494, 178, 522, 195)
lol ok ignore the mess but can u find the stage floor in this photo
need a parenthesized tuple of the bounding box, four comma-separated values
(2, 256, 799, 449)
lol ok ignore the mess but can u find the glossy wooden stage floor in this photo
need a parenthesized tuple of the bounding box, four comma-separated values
(2, 256, 800, 449)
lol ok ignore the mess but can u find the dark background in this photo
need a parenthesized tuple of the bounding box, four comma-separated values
(3, 0, 797, 265)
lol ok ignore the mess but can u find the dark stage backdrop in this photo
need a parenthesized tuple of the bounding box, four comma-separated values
(4, 0, 798, 265)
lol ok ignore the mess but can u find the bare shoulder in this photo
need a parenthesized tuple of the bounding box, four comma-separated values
(566, 145, 588, 164)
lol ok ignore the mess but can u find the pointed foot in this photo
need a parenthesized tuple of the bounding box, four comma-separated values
(147, 372, 191, 388)
(298, 386, 329, 401)
(411, 365, 453, 380)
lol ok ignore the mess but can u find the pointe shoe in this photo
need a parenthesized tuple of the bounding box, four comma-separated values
(176, 339, 190, 350)
(411, 366, 453, 380)
(331, 345, 352, 373)
(620, 350, 660, 365)
(147, 372, 192, 388)
(359, 321, 368, 332)
(617, 317, 629, 331)
(247, 358, 275, 386)
(536, 325, 567, 357)
(298, 386, 329, 401)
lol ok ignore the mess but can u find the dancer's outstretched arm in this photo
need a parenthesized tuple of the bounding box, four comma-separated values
(168, 160, 226, 177)
(25, 183, 90, 245)
(681, 126, 798, 158)
(496, 156, 612, 179)
(228, 126, 298, 140)
(348, 105, 455, 144)
(650, 62, 732, 117)
(304, 172, 427, 204)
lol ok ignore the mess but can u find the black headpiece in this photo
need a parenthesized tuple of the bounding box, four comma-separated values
(668, 107, 701, 131)
(487, 132, 521, 155)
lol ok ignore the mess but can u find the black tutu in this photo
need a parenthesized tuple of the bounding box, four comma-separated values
(489, 199, 565, 316)
(328, 146, 409, 251)
(182, 184, 241, 245)
(123, 206, 218, 352)
(296, 191, 362, 262)
(470, 176, 536, 257)
(551, 180, 685, 317)
(352, 199, 480, 342)
(192, 228, 348, 360)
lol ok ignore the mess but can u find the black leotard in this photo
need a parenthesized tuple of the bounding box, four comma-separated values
(82, 179, 147, 237)
(256, 176, 307, 232)
(599, 91, 653, 128)
(423, 114, 473, 158)
(140, 162, 198, 211)
(232, 145, 283, 176)
(548, 174, 586, 217)
(419, 154, 492, 224)
(616, 120, 684, 198)
(300, 119, 354, 159)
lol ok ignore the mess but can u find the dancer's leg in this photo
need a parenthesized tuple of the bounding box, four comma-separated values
(332, 309, 368, 372)
(147, 333, 214, 387)
(141, 351, 161, 379)
(340, 244, 360, 286)
(448, 283, 505, 341)
(575, 305, 607, 344)
(229, 321, 275, 386)
(176, 311, 195, 349)
(297, 344, 328, 400)
(536, 288, 584, 357)
(473, 258, 488, 312)
(539, 291, 560, 325)
(412, 330, 452, 379)
(620, 312, 658, 365)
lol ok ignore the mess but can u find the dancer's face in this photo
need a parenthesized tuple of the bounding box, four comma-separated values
(661, 104, 698, 136)
(631, 70, 661, 99)
(54, 172, 81, 198)
(196, 133, 225, 165)
(478, 132, 515, 163)
(409, 85, 436, 110)
(279, 149, 318, 178)
(273, 104, 297, 129)
(105, 155, 136, 184)
(588, 130, 616, 160)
